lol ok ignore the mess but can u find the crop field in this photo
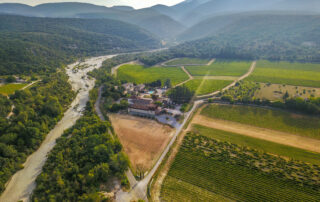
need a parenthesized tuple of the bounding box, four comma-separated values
(165, 58, 210, 66)
(186, 60, 251, 76)
(109, 114, 174, 174)
(246, 60, 320, 87)
(184, 79, 233, 95)
(0, 83, 27, 96)
(192, 124, 320, 165)
(117, 64, 189, 86)
(160, 132, 320, 202)
(255, 83, 320, 101)
(201, 104, 320, 140)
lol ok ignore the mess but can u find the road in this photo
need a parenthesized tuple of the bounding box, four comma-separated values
(196, 61, 256, 99)
(0, 55, 117, 202)
(175, 66, 193, 87)
(114, 100, 204, 202)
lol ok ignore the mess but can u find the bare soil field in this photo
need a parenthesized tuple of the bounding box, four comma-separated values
(109, 114, 174, 173)
(190, 114, 320, 153)
(255, 83, 320, 101)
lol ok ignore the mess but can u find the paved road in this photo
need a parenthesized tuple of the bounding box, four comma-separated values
(115, 100, 204, 202)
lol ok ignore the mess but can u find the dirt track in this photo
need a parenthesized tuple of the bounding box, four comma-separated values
(191, 114, 320, 153)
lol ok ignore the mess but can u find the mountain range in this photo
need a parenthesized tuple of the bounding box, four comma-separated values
(1, 0, 319, 41)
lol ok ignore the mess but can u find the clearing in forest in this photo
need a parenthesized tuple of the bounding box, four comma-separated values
(109, 114, 174, 174)
(186, 60, 252, 76)
(117, 64, 189, 86)
(0, 83, 27, 96)
(246, 60, 320, 87)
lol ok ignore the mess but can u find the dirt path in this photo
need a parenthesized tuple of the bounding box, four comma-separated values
(21, 80, 40, 90)
(191, 114, 320, 153)
(207, 58, 216, 65)
(196, 61, 256, 99)
(111, 61, 138, 76)
(175, 66, 194, 87)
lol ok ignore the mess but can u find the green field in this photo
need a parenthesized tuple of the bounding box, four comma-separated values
(165, 58, 210, 66)
(117, 64, 189, 86)
(192, 124, 320, 165)
(201, 104, 320, 139)
(161, 132, 320, 201)
(247, 60, 320, 87)
(0, 83, 27, 96)
(186, 60, 251, 76)
(184, 79, 232, 95)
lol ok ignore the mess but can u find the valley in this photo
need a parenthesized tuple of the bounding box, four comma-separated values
(0, 0, 320, 201)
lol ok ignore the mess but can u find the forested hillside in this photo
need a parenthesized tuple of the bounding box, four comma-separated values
(0, 15, 159, 75)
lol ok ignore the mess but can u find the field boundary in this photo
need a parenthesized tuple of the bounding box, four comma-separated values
(162, 58, 215, 67)
(191, 114, 320, 153)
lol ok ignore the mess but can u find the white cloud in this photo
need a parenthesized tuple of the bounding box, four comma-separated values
(0, 0, 184, 8)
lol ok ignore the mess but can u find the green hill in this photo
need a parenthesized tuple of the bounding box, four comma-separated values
(0, 15, 159, 75)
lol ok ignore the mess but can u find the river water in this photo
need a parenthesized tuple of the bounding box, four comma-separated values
(0, 54, 116, 202)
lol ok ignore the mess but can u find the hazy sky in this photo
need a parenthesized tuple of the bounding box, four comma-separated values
(0, 0, 185, 8)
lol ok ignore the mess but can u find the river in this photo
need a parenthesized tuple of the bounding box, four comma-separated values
(0, 54, 116, 202)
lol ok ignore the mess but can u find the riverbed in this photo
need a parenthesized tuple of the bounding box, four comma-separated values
(0, 54, 116, 202)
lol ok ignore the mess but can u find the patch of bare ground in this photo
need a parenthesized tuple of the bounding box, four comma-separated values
(191, 114, 320, 153)
(109, 114, 174, 174)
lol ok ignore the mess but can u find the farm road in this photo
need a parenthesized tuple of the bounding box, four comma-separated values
(196, 61, 256, 98)
(191, 114, 320, 153)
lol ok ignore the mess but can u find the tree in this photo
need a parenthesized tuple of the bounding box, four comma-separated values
(5, 75, 16, 83)
(168, 85, 194, 104)
(165, 79, 172, 88)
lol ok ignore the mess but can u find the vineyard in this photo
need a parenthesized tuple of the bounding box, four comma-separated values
(161, 132, 320, 201)
(0, 83, 27, 96)
(117, 64, 189, 86)
(201, 104, 320, 139)
(184, 79, 233, 95)
(192, 124, 320, 165)
(165, 58, 210, 66)
(186, 60, 251, 76)
(246, 60, 320, 87)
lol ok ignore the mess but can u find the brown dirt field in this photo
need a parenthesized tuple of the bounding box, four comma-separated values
(190, 114, 320, 153)
(255, 83, 320, 101)
(109, 114, 174, 173)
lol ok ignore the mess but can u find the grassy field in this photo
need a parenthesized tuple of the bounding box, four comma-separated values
(165, 58, 210, 66)
(186, 60, 251, 76)
(117, 64, 189, 86)
(192, 124, 320, 165)
(255, 83, 320, 101)
(201, 104, 320, 139)
(184, 79, 232, 95)
(161, 132, 320, 202)
(0, 83, 27, 96)
(247, 60, 320, 87)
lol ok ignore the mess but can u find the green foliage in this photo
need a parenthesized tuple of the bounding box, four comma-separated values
(247, 61, 320, 87)
(186, 60, 251, 76)
(5, 76, 16, 83)
(201, 104, 320, 139)
(0, 15, 159, 75)
(117, 64, 189, 86)
(185, 79, 232, 95)
(161, 132, 320, 201)
(0, 72, 75, 193)
(168, 85, 194, 104)
(192, 124, 320, 165)
(222, 81, 260, 103)
(165, 58, 210, 66)
(0, 94, 11, 117)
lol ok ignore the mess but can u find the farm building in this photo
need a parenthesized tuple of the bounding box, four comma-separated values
(128, 98, 161, 118)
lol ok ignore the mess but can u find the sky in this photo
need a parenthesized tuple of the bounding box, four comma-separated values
(0, 0, 185, 8)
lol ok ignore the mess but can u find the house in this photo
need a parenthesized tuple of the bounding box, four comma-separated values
(128, 98, 161, 118)
(122, 83, 134, 94)
(135, 84, 145, 92)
